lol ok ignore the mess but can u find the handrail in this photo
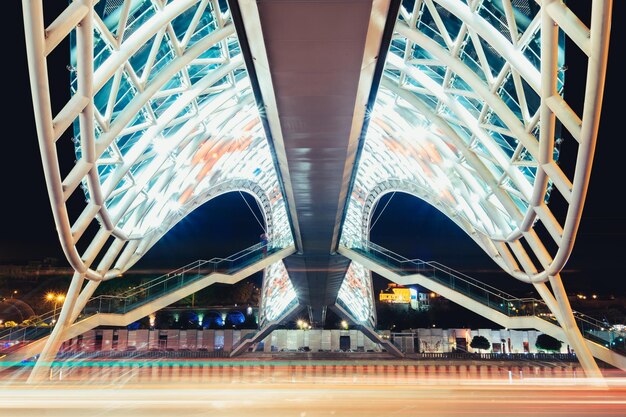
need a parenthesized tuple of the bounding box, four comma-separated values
(119, 259, 210, 296)
(355, 240, 520, 300)
(113, 241, 271, 299)
(345, 240, 626, 354)
(0, 239, 289, 343)
(92, 239, 286, 302)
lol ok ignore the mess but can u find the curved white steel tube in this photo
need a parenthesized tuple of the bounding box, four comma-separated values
(23, 0, 294, 284)
(342, 0, 613, 286)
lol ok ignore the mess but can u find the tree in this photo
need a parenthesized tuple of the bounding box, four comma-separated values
(233, 282, 259, 305)
(535, 334, 562, 352)
(470, 335, 491, 353)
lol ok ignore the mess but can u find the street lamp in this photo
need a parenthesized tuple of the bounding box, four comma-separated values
(45, 292, 65, 324)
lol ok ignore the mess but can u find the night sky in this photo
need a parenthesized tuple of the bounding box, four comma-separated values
(0, 2, 624, 300)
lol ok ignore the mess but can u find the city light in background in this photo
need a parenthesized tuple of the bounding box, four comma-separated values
(44, 292, 65, 324)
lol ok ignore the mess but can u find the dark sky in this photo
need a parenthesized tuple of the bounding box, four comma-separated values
(0, 2, 624, 298)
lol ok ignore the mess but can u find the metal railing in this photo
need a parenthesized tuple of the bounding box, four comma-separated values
(0, 239, 289, 345)
(346, 240, 626, 354)
(82, 240, 276, 316)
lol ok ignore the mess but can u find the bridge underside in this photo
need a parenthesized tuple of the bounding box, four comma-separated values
(16, 0, 615, 381)
(283, 254, 351, 324)
(246, 0, 380, 325)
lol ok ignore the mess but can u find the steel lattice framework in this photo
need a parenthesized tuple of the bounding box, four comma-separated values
(342, 0, 611, 283)
(21, 0, 298, 381)
(25, 0, 294, 284)
(19, 0, 613, 380)
(337, 0, 612, 332)
(259, 260, 298, 328)
(337, 261, 377, 327)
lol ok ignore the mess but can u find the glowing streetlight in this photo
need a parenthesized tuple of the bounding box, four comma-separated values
(45, 292, 65, 324)
(341, 320, 348, 329)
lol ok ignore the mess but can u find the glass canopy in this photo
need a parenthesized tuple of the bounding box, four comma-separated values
(70, 0, 293, 250)
(341, 0, 564, 252)
(337, 261, 376, 327)
(259, 260, 298, 327)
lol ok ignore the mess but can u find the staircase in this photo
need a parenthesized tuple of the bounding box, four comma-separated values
(339, 240, 626, 371)
(230, 301, 302, 356)
(0, 242, 295, 362)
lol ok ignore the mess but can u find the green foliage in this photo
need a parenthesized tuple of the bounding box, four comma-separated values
(20, 315, 46, 327)
(535, 333, 562, 352)
(376, 303, 429, 330)
(470, 335, 491, 352)
(233, 282, 259, 305)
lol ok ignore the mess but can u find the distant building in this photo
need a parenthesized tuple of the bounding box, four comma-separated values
(379, 284, 429, 310)
(416, 292, 430, 311)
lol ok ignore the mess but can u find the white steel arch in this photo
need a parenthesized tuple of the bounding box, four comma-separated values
(341, 0, 612, 284)
(24, 0, 294, 283)
(339, 0, 612, 377)
(22, 0, 296, 381)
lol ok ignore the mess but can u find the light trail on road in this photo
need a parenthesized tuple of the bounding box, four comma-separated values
(1, 382, 626, 417)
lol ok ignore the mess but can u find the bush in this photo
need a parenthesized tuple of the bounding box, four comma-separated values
(470, 335, 491, 352)
(535, 334, 562, 352)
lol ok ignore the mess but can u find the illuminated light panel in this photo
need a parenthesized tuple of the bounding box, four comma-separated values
(340, 0, 589, 285)
(337, 261, 376, 326)
(259, 260, 298, 327)
(49, 0, 294, 277)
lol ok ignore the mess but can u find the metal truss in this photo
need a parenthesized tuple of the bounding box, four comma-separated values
(21, 0, 296, 381)
(339, 0, 613, 378)
(23, 0, 294, 284)
(341, 0, 612, 285)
